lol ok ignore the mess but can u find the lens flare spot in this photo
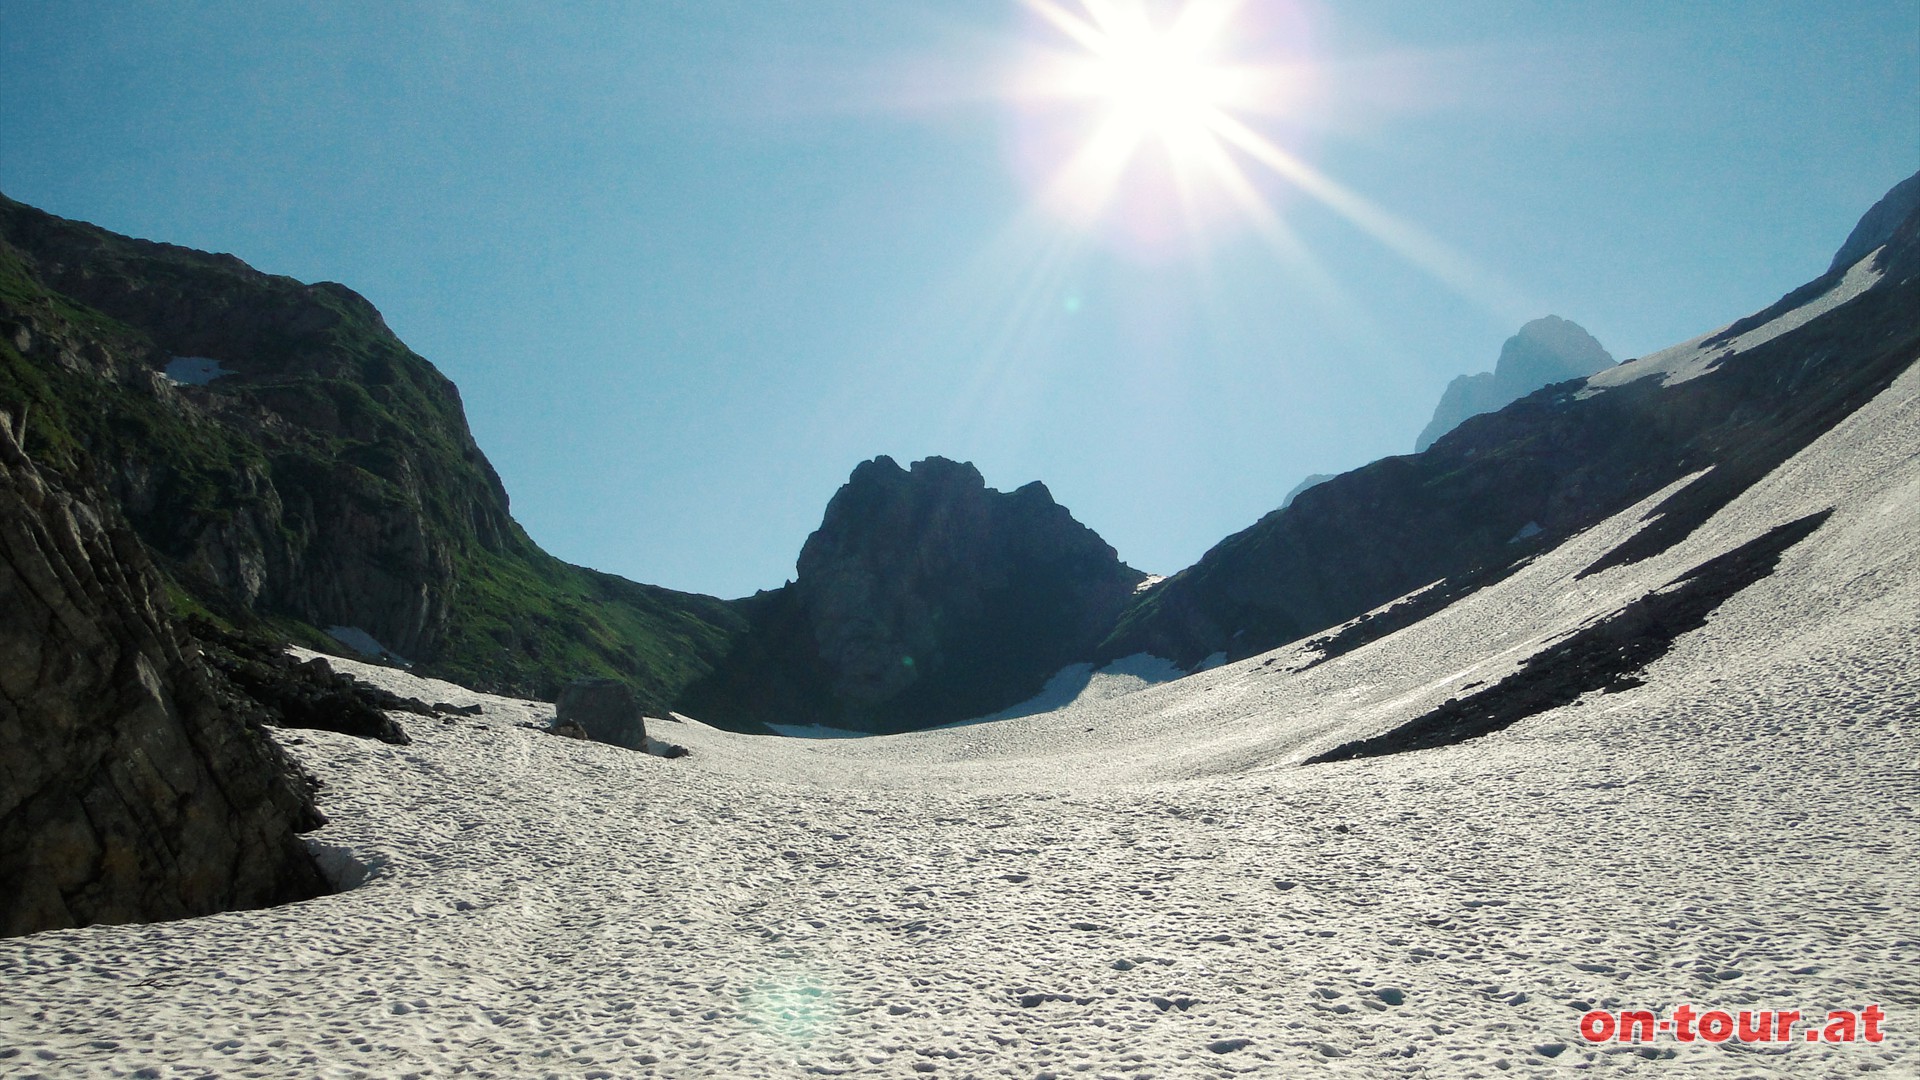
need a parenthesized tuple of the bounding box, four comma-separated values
(743, 979, 837, 1042)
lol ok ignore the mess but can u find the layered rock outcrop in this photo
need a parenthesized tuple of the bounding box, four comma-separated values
(685, 457, 1144, 733)
(0, 410, 327, 937)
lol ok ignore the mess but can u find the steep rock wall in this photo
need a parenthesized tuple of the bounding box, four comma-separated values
(0, 410, 327, 937)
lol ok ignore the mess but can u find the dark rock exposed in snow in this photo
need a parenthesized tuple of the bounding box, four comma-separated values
(190, 618, 418, 745)
(0, 410, 327, 937)
(1307, 509, 1833, 762)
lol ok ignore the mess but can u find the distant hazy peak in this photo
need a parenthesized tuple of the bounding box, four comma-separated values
(1414, 316, 1613, 453)
(1829, 170, 1920, 275)
(1496, 316, 1613, 385)
(1281, 473, 1334, 510)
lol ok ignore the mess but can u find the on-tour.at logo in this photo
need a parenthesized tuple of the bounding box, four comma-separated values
(1579, 1004, 1886, 1045)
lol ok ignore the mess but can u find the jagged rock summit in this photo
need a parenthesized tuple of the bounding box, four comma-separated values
(1829, 170, 1920, 274)
(684, 456, 1145, 733)
(1413, 315, 1614, 452)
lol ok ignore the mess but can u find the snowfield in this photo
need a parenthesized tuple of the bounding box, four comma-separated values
(3, 376, 1917, 1076)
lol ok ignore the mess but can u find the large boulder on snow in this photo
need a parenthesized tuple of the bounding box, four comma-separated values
(554, 678, 646, 750)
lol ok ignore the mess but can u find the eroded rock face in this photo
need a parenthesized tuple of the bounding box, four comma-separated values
(0, 412, 327, 938)
(0, 196, 485, 661)
(685, 456, 1144, 732)
(1414, 316, 1614, 453)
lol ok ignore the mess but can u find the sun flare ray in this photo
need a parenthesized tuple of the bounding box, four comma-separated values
(1014, 0, 1533, 319)
(1204, 111, 1532, 319)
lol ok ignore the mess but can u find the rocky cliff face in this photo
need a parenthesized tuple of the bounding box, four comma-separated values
(1105, 173, 1920, 670)
(0, 194, 743, 706)
(0, 409, 327, 937)
(1414, 316, 1614, 452)
(0, 198, 491, 658)
(684, 457, 1144, 733)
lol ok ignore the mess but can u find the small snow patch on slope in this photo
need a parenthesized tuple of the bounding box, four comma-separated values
(951, 653, 1185, 726)
(764, 722, 869, 739)
(326, 625, 409, 666)
(1583, 248, 1886, 393)
(162, 356, 235, 385)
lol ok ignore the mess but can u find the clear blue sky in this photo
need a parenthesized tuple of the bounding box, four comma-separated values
(3, 2, 1915, 598)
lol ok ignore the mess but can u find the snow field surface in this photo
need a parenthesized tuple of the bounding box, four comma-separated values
(2, 370, 1918, 1076)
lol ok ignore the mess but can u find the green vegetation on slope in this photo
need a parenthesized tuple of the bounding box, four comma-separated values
(0, 194, 744, 711)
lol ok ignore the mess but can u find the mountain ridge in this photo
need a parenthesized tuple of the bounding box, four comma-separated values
(1413, 315, 1614, 453)
(0, 192, 744, 709)
(4, 170, 1914, 736)
(1098, 170, 1920, 672)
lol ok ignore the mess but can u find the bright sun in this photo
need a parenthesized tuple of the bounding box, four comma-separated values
(1020, 0, 1284, 227)
(1008, 0, 1521, 312)
(1081, 20, 1224, 142)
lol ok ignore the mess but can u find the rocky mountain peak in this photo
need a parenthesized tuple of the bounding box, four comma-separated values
(1414, 315, 1614, 452)
(1494, 316, 1613, 389)
(687, 456, 1143, 732)
(1102, 176, 1920, 673)
(800, 456, 1108, 585)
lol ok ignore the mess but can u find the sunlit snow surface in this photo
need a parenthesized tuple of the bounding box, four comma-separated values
(949, 653, 1185, 728)
(3, 370, 1918, 1075)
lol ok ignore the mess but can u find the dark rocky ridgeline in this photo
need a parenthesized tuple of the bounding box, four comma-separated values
(684, 456, 1146, 733)
(0, 409, 328, 937)
(1413, 316, 1615, 453)
(0, 193, 744, 705)
(1103, 171, 1920, 672)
